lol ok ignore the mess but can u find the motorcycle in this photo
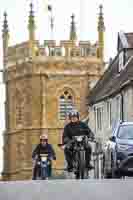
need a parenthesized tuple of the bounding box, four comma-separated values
(35, 153, 52, 180)
(64, 135, 92, 179)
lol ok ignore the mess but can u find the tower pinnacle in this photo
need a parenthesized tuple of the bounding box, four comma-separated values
(97, 4, 105, 62)
(2, 11, 9, 67)
(70, 14, 77, 42)
(28, 2, 36, 57)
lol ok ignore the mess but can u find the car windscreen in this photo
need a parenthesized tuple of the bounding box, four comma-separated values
(117, 125, 133, 139)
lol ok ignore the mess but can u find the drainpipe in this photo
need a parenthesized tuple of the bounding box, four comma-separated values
(120, 48, 126, 122)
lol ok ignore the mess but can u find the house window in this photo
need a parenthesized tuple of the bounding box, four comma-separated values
(116, 96, 121, 121)
(59, 90, 74, 120)
(107, 101, 112, 128)
(95, 107, 103, 131)
(96, 107, 103, 131)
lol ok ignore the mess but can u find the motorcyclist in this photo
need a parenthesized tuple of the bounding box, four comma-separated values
(32, 134, 56, 180)
(62, 110, 94, 172)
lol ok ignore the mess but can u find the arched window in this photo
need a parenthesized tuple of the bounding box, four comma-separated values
(59, 90, 74, 120)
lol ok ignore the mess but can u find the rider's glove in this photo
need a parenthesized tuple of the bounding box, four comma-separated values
(52, 160, 56, 166)
(32, 155, 38, 165)
(32, 159, 36, 166)
(61, 145, 66, 150)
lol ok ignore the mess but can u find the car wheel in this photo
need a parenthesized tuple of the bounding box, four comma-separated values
(111, 159, 121, 179)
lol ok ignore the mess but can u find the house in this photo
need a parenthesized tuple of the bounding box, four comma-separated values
(88, 31, 133, 143)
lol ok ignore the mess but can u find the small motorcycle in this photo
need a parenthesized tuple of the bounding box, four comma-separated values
(36, 153, 52, 180)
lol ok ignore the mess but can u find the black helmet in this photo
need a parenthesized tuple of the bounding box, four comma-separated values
(68, 110, 79, 119)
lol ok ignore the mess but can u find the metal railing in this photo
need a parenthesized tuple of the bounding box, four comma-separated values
(91, 141, 104, 179)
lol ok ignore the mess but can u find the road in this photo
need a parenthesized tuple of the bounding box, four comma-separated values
(0, 179, 133, 200)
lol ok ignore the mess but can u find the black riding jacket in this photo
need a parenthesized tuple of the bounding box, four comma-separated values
(62, 121, 94, 144)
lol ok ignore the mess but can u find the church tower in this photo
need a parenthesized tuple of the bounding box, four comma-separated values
(2, 3, 104, 180)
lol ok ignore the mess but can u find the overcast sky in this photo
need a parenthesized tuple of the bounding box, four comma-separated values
(0, 0, 133, 174)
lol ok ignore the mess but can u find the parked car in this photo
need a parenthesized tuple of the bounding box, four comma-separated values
(103, 121, 133, 178)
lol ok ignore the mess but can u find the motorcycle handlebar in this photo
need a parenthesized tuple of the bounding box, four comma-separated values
(58, 144, 63, 147)
(58, 136, 97, 148)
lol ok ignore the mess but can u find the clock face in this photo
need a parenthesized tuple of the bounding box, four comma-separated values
(119, 51, 124, 71)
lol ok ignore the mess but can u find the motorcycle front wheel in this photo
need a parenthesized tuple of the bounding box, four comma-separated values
(79, 150, 86, 179)
(41, 167, 47, 180)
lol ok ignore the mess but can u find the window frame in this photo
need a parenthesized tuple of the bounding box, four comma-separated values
(94, 105, 103, 131)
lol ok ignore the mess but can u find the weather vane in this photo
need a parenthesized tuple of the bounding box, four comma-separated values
(48, 4, 54, 40)
(44, 0, 54, 40)
(27, 0, 54, 40)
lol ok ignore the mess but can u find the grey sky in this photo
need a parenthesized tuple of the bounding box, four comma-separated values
(0, 0, 133, 173)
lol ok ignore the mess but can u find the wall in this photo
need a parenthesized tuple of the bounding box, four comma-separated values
(89, 86, 133, 144)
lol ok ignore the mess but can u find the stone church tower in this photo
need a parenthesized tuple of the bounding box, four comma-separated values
(2, 3, 105, 180)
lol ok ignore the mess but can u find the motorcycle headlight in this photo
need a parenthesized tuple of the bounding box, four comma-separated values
(76, 136, 83, 142)
(117, 144, 129, 151)
(41, 157, 47, 162)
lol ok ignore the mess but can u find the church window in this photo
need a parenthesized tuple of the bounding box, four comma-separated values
(50, 47, 55, 56)
(81, 48, 84, 56)
(70, 50, 74, 57)
(55, 48, 62, 56)
(86, 48, 90, 56)
(59, 91, 74, 120)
